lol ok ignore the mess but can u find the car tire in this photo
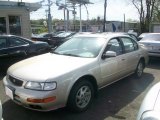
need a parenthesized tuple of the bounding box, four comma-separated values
(67, 80, 94, 112)
(135, 60, 144, 78)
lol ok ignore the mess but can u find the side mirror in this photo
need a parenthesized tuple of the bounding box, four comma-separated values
(102, 51, 117, 59)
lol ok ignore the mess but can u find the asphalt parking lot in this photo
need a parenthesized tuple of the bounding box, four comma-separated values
(0, 58, 160, 120)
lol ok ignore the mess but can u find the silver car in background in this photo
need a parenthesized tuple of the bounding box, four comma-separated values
(3, 33, 148, 112)
(137, 82, 160, 120)
(138, 33, 151, 41)
(139, 33, 160, 57)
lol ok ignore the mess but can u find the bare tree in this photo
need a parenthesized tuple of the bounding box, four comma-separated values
(132, 0, 156, 33)
(152, 0, 160, 22)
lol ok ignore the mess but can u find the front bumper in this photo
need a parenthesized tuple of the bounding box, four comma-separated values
(3, 76, 65, 111)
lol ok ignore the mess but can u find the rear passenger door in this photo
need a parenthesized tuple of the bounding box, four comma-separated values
(120, 37, 140, 74)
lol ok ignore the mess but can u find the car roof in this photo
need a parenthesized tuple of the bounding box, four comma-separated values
(0, 35, 34, 43)
(0, 34, 15, 37)
(74, 32, 131, 39)
(139, 33, 160, 38)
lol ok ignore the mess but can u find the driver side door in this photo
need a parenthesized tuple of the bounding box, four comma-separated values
(100, 38, 127, 86)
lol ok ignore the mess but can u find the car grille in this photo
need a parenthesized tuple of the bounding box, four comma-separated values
(9, 75, 23, 87)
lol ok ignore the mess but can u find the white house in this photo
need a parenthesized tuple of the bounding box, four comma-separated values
(0, 1, 41, 38)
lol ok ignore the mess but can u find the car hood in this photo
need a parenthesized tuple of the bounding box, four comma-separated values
(8, 53, 95, 82)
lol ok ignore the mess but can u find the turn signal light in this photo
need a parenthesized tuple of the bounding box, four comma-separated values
(27, 96, 56, 103)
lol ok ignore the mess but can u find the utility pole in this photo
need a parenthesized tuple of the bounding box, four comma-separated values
(47, 0, 52, 33)
(84, 4, 89, 32)
(73, 4, 76, 31)
(64, 9, 66, 31)
(103, 0, 107, 32)
(79, 4, 82, 32)
(124, 14, 125, 32)
(66, 10, 69, 31)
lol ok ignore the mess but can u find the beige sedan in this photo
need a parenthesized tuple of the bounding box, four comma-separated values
(3, 33, 148, 112)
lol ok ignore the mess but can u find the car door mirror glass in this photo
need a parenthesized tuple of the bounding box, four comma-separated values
(102, 51, 117, 59)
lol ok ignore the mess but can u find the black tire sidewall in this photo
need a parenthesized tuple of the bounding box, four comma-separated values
(135, 60, 144, 78)
(67, 80, 94, 112)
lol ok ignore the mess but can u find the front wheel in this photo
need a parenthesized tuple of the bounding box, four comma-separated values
(135, 60, 144, 78)
(67, 80, 94, 112)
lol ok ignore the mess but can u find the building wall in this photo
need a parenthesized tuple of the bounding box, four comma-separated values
(0, 8, 31, 39)
(150, 23, 160, 33)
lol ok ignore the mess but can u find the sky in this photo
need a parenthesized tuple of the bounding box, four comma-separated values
(3, 0, 139, 21)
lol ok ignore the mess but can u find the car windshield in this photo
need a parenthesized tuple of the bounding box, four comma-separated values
(141, 34, 160, 41)
(52, 37, 106, 58)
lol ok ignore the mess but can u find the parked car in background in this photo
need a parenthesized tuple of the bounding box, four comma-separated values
(0, 100, 2, 120)
(138, 33, 152, 41)
(127, 33, 139, 41)
(139, 33, 160, 57)
(3, 33, 148, 112)
(104, 32, 139, 41)
(31, 32, 55, 41)
(137, 82, 160, 120)
(32, 31, 76, 47)
(0, 35, 51, 70)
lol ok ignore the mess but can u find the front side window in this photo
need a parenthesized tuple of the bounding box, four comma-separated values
(0, 38, 7, 49)
(9, 37, 27, 47)
(105, 38, 123, 55)
(121, 37, 135, 53)
(9, 16, 21, 36)
(54, 37, 106, 58)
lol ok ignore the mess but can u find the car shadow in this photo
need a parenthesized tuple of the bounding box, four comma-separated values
(2, 73, 154, 120)
(147, 57, 160, 70)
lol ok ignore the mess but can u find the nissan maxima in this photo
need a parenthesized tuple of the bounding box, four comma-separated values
(3, 33, 148, 112)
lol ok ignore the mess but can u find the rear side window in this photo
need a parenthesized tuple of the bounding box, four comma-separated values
(9, 37, 27, 47)
(121, 37, 138, 53)
(0, 38, 7, 49)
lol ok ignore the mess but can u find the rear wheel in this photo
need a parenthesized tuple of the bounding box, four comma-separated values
(135, 60, 144, 78)
(67, 80, 94, 112)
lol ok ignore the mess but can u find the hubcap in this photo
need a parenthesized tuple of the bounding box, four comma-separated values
(76, 86, 91, 109)
(137, 62, 143, 77)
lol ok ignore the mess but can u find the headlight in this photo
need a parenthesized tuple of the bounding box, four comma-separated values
(25, 81, 57, 91)
(140, 111, 160, 120)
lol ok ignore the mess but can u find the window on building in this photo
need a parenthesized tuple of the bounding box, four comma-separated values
(0, 17, 7, 35)
(9, 16, 21, 36)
